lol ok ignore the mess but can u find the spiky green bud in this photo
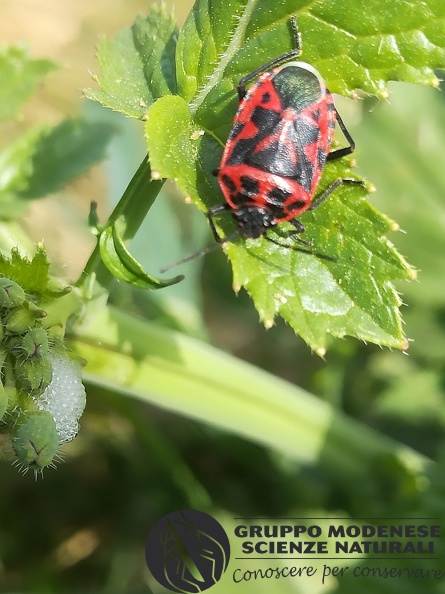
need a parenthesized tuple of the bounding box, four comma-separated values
(12, 411, 59, 470)
(0, 278, 26, 309)
(14, 357, 53, 396)
(9, 327, 50, 361)
(4, 307, 37, 335)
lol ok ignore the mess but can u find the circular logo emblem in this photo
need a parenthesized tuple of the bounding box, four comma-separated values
(145, 509, 230, 593)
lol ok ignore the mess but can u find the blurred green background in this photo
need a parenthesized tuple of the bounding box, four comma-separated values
(1, 1, 445, 593)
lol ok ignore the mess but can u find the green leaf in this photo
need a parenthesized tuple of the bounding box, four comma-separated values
(16, 118, 116, 200)
(0, 245, 50, 295)
(85, 6, 178, 119)
(227, 175, 414, 353)
(0, 46, 56, 122)
(0, 118, 115, 215)
(99, 217, 184, 289)
(87, 0, 445, 121)
(178, 0, 445, 134)
(145, 100, 414, 352)
(112, 0, 443, 350)
(145, 94, 220, 202)
(307, 0, 445, 92)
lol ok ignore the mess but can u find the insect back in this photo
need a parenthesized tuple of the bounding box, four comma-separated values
(217, 60, 336, 240)
(161, 17, 360, 271)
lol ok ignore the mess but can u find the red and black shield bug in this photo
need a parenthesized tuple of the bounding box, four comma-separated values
(162, 17, 363, 270)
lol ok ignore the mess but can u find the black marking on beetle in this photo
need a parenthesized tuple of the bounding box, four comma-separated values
(317, 148, 327, 168)
(267, 187, 292, 204)
(228, 121, 246, 141)
(246, 118, 319, 185)
(231, 192, 247, 206)
(250, 105, 281, 130)
(241, 176, 259, 197)
(288, 199, 307, 209)
(222, 174, 237, 192)
(226, 107, 281, 166)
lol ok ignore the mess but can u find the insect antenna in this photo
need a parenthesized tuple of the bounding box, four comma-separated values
(160, 230, 240, 272)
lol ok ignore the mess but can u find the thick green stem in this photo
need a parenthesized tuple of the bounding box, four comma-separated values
(72, 305, 430, 499)
(78, 155, 164, 291)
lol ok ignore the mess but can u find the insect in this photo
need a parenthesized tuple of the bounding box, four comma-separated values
(162, 17, 362, 270)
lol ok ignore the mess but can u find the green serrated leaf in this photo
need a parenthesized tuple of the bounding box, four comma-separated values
(0, 46, 56, 122)
(144, 0, 438, 351)
(99, 218, 183, 289)
(85, 6, 178, 119)
(0, 245, 50, 295)
(145, 101, 414, 352)
(306, 0, 445, 92)
(224, 162, 414, 353)
(180, 0, 445, 133)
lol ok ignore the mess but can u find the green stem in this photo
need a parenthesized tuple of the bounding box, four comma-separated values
(72, 305, 430, 494)
(77, 155, 164, 291)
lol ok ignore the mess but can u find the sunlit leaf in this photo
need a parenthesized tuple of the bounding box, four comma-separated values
(94, 0, 445, 350)
(85, 6, 177, 118)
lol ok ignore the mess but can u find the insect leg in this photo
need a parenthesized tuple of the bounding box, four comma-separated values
(286, 218, 312, 247)
(237, 17, 302, 101)
(309, 178, 365, 211)
(266, 230, 334, 261)
(290, 218, 305, 234)
(327, 109, 356, 161)
(161, 205, 238, 272)
(206, 204, 232, 243)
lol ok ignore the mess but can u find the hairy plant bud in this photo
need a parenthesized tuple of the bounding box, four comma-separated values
(14, 357, 53, 396)
(12, 410, 59, 471)
(0, 278, 26, 309)
(4, 307, 37, 335)
(9, 327, 50, 361)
